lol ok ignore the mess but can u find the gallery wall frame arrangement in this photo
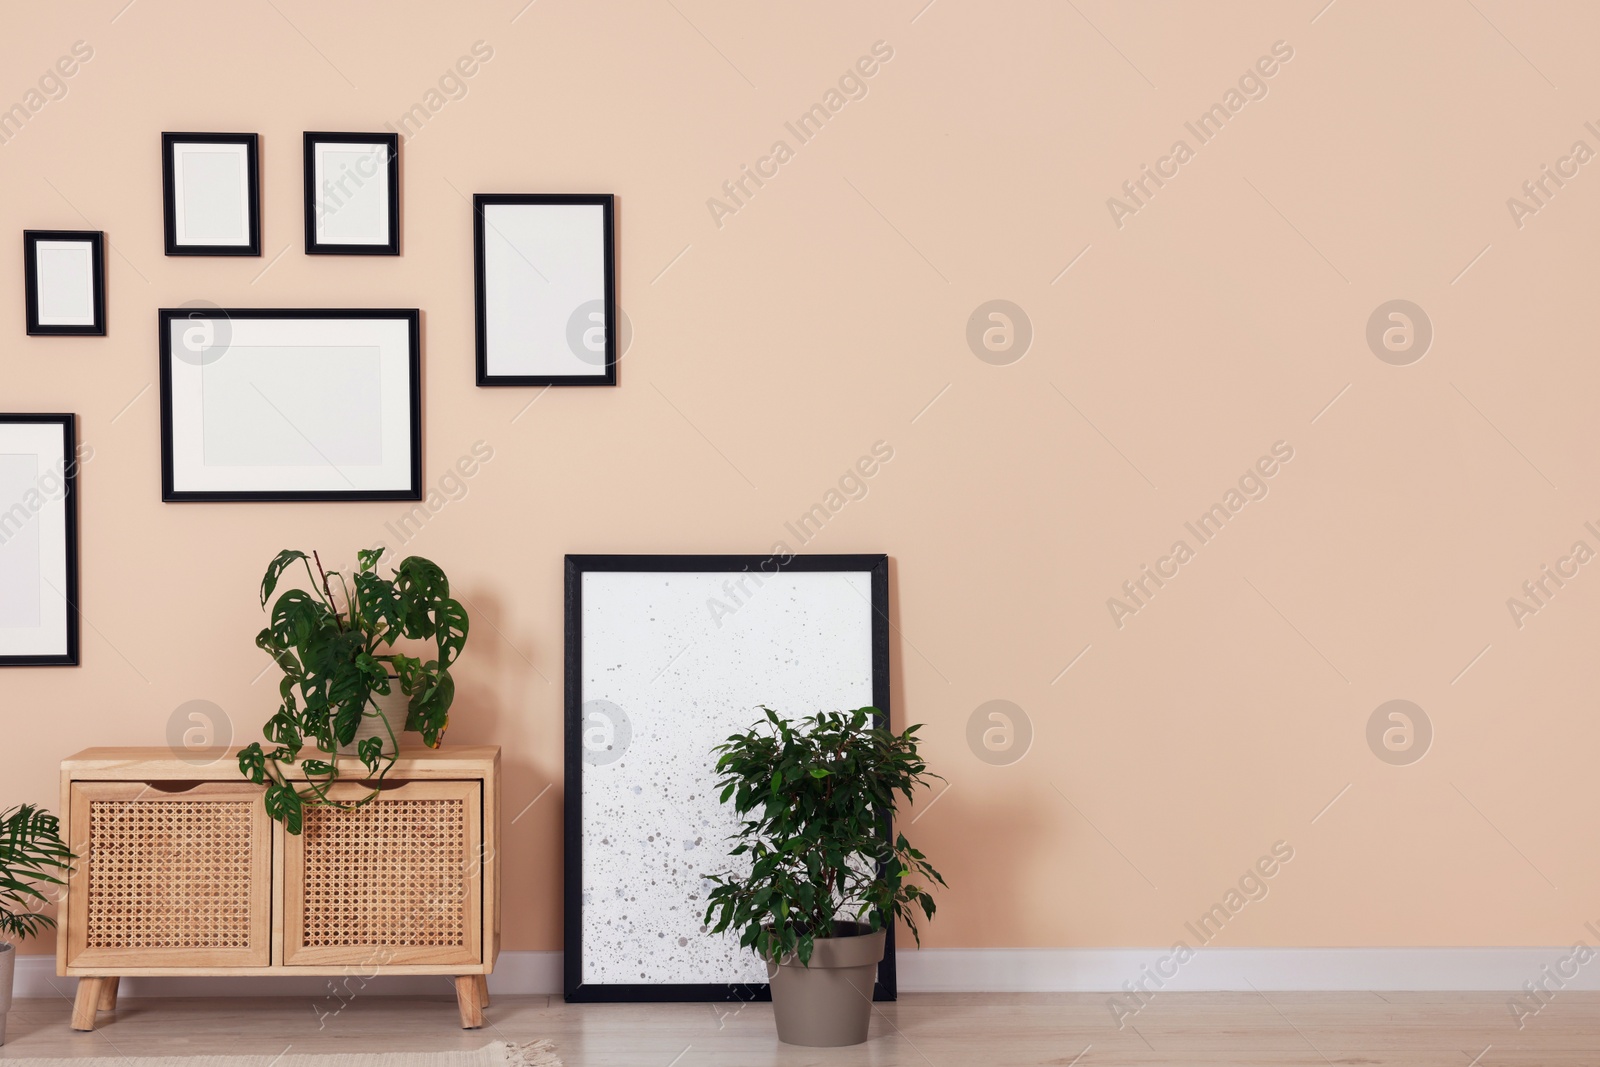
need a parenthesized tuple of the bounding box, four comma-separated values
(157, 308, 422, 502)
(475, 193, 617, 387)
(0, 414, 80, 667)
(161, 132, 261, 256)
(562, 553, 895, 1003)
(22, 231, 105, 337)
(303, 132, 400, 255)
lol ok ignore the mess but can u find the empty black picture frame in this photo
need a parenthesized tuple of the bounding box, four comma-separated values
(474, 193, 616, 387)
(303, 132, 400, 255)
(162, 132, 261, 256)
(158, 308, 422, 502)
(0, 413, 80, 667)
(23, 230, 104, 336)
(563, 553, 895, 1003)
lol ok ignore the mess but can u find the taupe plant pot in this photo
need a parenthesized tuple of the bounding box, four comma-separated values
(1, 941, 14, 1046)
(768, 922, 885, 1047)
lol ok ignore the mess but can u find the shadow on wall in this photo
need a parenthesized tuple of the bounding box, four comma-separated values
(908, 783, 1045, 946)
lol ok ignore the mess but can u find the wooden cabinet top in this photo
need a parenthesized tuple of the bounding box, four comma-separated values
(61, 745, 501, 781)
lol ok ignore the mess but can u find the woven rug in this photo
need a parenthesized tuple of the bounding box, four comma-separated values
(0, 1041, 561, 1067)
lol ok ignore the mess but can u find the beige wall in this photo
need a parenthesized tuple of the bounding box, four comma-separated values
(3, 0, 1594, 957)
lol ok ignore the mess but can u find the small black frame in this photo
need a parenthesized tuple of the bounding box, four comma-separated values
(161, 132, 261, 256)
(474, 193, 617, 387)
(303, 132, 400, 255)
(157, 308, 422, 503)
(23, 230, 105, 336)
(0, 413, 80, 667)
(562, 553, 895, 1003)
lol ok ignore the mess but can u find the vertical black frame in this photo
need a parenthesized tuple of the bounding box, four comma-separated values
(161, 132, 261, 256)
(157, 308, 422, 502)
(0, 413, 80, 667)
(563, 553, 894, 1003)
(303, 132, 401, 255)
(23, 230, 105, 336)
(474, 193, 616, 387)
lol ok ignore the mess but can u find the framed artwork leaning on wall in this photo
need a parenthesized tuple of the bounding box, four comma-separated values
(562, 552, 895, 1003)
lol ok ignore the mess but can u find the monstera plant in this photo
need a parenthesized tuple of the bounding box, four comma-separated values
(238, 549, 469, 834)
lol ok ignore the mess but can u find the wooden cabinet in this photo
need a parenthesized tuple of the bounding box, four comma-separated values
(57, 747, 500, 1031)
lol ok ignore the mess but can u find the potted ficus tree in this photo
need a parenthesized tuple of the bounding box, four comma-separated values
(238, 549, 469, 835)
(1, 804, 73, 1046)
(704, 707, 945, 1047)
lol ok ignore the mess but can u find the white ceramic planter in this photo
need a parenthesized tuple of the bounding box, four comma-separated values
(339, 680, 411, 757)
(1, 941, 14, 1046)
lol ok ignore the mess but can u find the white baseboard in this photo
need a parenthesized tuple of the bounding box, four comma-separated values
(893, 947, 1600, 992)
(14, 947, 1595, 998)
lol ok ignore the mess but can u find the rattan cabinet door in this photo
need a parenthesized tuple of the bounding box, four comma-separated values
(283, 780, 483, 967)
(65, 781, 273, 969)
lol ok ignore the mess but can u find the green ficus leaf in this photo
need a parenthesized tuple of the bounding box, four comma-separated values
(703, 707, 947, 962)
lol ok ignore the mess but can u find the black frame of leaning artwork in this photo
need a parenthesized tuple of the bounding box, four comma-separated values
(562, 552, 895, 1003)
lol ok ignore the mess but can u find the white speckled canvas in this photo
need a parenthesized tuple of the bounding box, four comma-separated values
(578, 568, 876, 986)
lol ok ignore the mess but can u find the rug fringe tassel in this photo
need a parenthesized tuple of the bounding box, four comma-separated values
(499, 1039, 564, 1067)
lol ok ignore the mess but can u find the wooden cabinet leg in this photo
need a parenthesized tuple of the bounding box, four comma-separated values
(72, 978, 105, 1031)
(475, 973, 490, 1008)
(454, 975, 484, 1028)
(97, 977, 120, 1012)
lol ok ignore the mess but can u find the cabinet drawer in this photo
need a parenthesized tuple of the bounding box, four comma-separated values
(283, 780, 482, 967)
(65, 781, 272, 969)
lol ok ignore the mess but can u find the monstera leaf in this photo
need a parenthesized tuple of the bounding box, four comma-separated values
(238, 549, 471, 834)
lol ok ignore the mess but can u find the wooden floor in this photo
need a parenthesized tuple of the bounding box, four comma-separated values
(4, 990, 1598, 1065)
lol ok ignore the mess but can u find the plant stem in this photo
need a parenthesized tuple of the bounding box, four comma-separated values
(312, 550, 343, 629)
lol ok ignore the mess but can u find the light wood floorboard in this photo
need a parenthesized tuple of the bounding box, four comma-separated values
(3, 991, 1596, 1065)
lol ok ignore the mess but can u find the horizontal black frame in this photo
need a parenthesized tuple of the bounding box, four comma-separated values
(162, 132, 261, 256)
(23, 230, 105, 336)
(475, 193, 617, 387)
(563, 553, 894, 1003)
(158, 307, 422, 502)
(0, 413, 80, 667)
(303, 132, 400, 256)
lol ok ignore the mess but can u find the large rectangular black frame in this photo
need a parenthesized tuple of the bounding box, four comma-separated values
(23, 230, 105, 336)
(158, 308, 422, 502)
(0, 413, 80, 667)
(474, 193, 617, 387)
(161, 132, 261, 256)
(303, 132, 401, 256)
(563, 552, 895, 1003)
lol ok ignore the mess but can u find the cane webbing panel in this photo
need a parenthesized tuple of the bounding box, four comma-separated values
(85, 799, 256, 950)
(300, 797, 468, 948)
